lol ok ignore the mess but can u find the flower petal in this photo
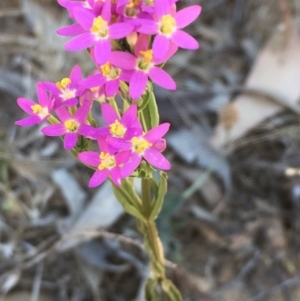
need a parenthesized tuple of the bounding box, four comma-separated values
(41, 82, 60, 95)
(110, 51, 136, 70)
(149, 67, 176, 90)
(105, 80, 119, 96)
(110, 167, 122, 186)
(74, 101, 90, 123)
(144, 123, 170, 143)
(171, 30, 199, 50)
(121, 104, 137, 127)
(64, 132, 78, 150)
(15, 115, 41, 127)
(78, 151, 100, 166)
(154, 0, 171, 18)
(69, 65, 82, 86)
(78, 124, 96, 138)
(89, 170, 109, 187)
(42, 124, 66, 136)
(143, 148, 171, 170)
(121, 152, 141, 177)
(56, 106, 71, 122)
(109, 23, 134, 39)
(73, 7, 94, 29)
(115, 151, 131, 164)
(65, 33, 94, 51)
(94, 40, 111, 65)
(82, 74, 106, 88)
(134, 33, 149, 57)
(17, 98, 36, 115)
(153, 35, 170, 60)
(136, 19, 157, 35)
(175, 5, 202, 29)
(129, 71, 148, 100)
(101, 102, 119, 124)
(154, 42, 178, 64)
(108, 137, 132, 150)
(124, 127, 143, 139)
(56, 23, 85, 36)
(37, 83, 49, 107)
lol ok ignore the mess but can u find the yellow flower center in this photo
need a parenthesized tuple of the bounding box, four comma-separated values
(56, 78, 76, 100)
(131, 136, 152, 154)
(56, 78, 71, 91)
(31, 104, 49, 119)
(98, 152, 116, 170)
(137, 49, 153, 71)
(91, 16, 108, 39)
(159, 14, 176, 36)
(109, 120, 126, 137)
(100, 62, 120, 79)
(64, 120, 79, 132)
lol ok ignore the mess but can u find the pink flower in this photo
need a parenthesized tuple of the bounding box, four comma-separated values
(41, 101, 95, 150)
(57, 1, 134, 64)
(78, 137, 131, 186)
(110, 123, 171, 177)
(110, 34, 177, 100)
(15, 83, 53, 126)
(82, 58, 132, 97)
(97, 103, 142, 140)
(42, 65, 83, 108)
(137, 1, 201, 59)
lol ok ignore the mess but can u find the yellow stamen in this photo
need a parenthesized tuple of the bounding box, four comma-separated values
(100, 62, 112, 76)
(160, 14, 176, 35)
(91, 16, 108, 39)
(98, 152, 116, 170)
(139, 50, 153, 63)
(56, 78, 71, 91)
(31, 104, 43, 114)
(100, 62, 120, 79)
(109, 120, 126, 137)
(64, 120, 79, 132)
(31, 104, 49, 119)
(137, 49, 153, 71)
(131, 136, 152, 154)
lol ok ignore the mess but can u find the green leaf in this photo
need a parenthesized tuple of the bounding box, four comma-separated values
(112, 184, 146, 222)
(145, 277, 160, 301)
(161, 279, 182, 301)
(149, 172, 168, 221)
(147, 91, 159, 128)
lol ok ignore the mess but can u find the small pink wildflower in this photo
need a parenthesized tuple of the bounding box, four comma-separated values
(42, 65, 83, 108)
(110, 34, 177, 100)
(78, 137, 131, 186)
(82, 57, 132, 97)
(15, 83, 53, 127)
(57, 1, 134, 64)
(97, 103, 142, 140)
(110, 123, 171, 177)
(41, 102, 95, 150)
(137, 1, 201, 59)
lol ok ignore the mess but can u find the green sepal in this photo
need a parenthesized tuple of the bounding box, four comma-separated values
(161, 279, 182, 301)
(145, 277, 160, 301)
(112, 183, 146, 222)
(149, 172, 168, 221)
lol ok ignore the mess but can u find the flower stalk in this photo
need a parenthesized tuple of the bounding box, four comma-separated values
(15, 1, 202, 299)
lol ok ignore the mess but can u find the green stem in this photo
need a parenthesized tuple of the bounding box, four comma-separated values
(142, 178, 165, 277)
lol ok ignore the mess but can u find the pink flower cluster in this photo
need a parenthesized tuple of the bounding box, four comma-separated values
(15, 0, 201, 187)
